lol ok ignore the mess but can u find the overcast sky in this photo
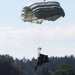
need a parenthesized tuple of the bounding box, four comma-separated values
(0, 0, 75, 59)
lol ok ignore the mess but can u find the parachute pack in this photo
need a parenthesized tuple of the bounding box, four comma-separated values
(34, 53, 49, 72)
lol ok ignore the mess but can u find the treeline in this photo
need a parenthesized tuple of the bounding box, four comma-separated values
(0, 54, 75, 75)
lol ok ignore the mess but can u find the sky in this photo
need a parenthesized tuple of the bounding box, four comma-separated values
(0, 0, 75, 59)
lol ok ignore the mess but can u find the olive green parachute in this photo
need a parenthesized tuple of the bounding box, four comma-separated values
(21, 1, 65, 24)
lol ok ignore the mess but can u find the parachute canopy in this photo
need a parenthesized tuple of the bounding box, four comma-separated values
(21, 1, 65, 24)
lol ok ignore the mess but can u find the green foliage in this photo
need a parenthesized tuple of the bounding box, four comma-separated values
(0, 54, 75, 75)
(54, 64, 75, 75)
(0, 54, 27, 75)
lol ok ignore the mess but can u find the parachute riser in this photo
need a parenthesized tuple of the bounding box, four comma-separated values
(37, 47, 42, 57)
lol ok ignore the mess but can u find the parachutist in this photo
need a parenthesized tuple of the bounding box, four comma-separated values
(21, 1, 65, 73)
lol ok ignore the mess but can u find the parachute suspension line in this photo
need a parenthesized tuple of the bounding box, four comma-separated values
(38, 25, 42, 50)
(34, 25, 42, 57)
(38, 26, 41, 47)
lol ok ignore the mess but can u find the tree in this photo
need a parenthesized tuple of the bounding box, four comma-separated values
(54, 64, 75, 75)
(0, 54, 27, 75)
